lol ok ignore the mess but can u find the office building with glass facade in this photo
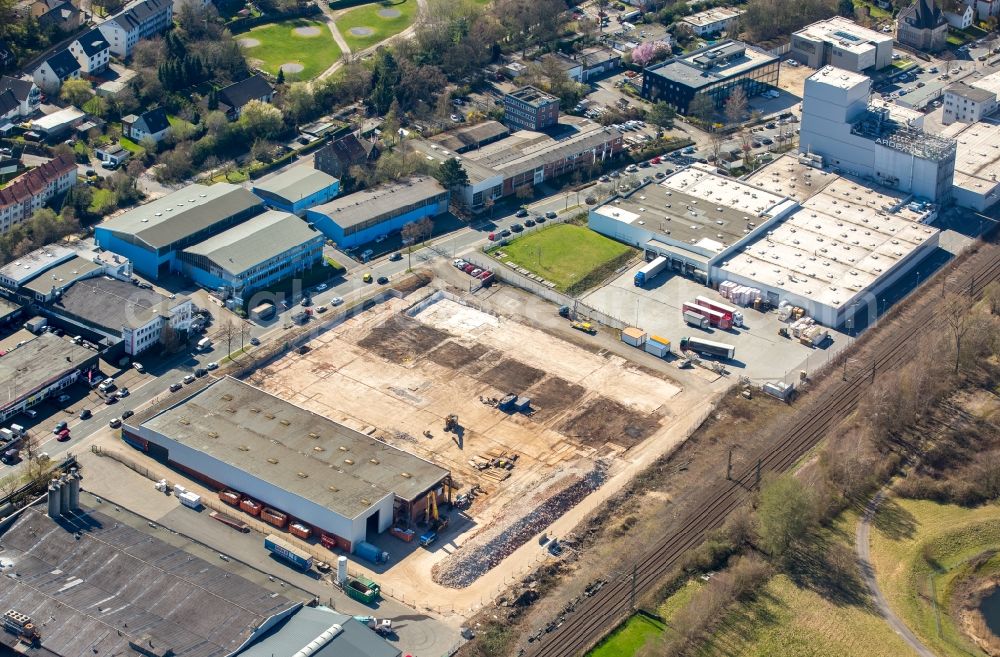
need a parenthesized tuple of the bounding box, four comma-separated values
(640, 41, 779, 115)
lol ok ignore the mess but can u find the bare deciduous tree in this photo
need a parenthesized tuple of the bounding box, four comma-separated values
(943, 292, 975, 375)
(220, 319, 238, 360)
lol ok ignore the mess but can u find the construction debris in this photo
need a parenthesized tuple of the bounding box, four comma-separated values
(433, 462, 609, 588)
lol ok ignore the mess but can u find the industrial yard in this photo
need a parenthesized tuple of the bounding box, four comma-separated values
(246, 288, 707, 607)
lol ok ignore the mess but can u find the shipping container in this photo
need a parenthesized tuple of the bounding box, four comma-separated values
(320, 533, 338, 550)
(240, 498, 262, 516)
(390, 527, 416, 542)
(634, 256, 668, 287)
(178, 491, 202, 509)
(345, 575, 381, 604)
(683, 310, 709, 329)
(264, 534, 313, 570)
(621, 327, 646, 347)
(680, 337, 735, 360)
(289, 522, 312, 540)
(355, 540, 389, 564)
(261, 507, 288, 528)
(644, 335, 670, 358)
(250, 301, 276, 321)
(219, 490, 242, 506)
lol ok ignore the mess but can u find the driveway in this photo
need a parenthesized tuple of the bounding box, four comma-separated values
(856, 491, 937, 657)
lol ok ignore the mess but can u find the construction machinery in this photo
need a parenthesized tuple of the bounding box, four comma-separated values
(571, 321, 596, 334)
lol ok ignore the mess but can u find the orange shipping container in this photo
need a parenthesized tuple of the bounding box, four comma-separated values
(240, 499, 262, 516)
(261, 507, 288, 528)
(218, 490, 241, 506)
(289, 522, 311, 540)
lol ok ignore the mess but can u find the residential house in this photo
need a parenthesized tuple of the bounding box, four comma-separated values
(0, 76, 40, 118)
(30, 0, 81, 32)
(69, 28, 111, 75)
(32, 49, 80, 94)
(98, 0, 174, 58)
(0, 153, 76, 235)
(95, 143, 129, 168)
(216, 74, 273, 119)
(313, 132, 378, 179)
(576, 46, 621, 82)
(122, 107, 170, 143)
(973, 0, 1000, 20)
(942, 0, 974, 26)
(897, 0, 948, 52)
(681, 7, 744, 36)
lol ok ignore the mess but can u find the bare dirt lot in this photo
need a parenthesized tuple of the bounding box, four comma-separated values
(247, 288, 713, 614)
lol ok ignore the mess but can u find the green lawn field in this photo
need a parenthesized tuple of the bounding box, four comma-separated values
(587, 613, 665, 657)
(490, 223, 636, 294)
(871, 497, 1000, 657)
(240, 19, 341, 80)
(336, 0, 417, 51)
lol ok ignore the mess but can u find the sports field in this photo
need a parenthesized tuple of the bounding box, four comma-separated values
(337, 0, 417, 51)
(240, 19, 341, 79)
(490, 223, 636, 294)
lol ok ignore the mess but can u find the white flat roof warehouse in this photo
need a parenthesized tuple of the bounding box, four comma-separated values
(660, 164, 787, 216)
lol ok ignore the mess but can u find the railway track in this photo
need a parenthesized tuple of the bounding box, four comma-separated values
(526, 239, 1000, 657)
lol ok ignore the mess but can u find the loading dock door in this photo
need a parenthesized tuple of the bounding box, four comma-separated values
(366, 510, 380, 540)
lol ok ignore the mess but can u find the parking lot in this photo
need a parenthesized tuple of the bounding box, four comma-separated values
(581, 264, 850, 383)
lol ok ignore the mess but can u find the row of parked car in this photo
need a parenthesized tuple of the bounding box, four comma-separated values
(452, 259, 495, 285)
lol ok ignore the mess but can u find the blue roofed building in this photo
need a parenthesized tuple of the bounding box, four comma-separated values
(305, 176, 449, 249)
(251, 165, 340, 215)
(95, 182, 265, 278)
(179, 210, 325, 302)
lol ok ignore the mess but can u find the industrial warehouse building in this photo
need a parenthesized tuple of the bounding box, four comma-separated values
(123, 377, 451, 552)
(46, 276, 194, 356)
(0, 332, 98, 422)
(0, 243, 133, 303)
(410, 117, 623, 211)
(798, 66, 956, 201)
(306, 177, 449, 248)
(641, 41, 779, 114)
(0, 496, 401, 657)
(790, 17, 894, 72)
(95, 183, 265, 278)
(179, 210, 325, 301)
(251, 165, 341, 215)
(590, 157, 941, 327)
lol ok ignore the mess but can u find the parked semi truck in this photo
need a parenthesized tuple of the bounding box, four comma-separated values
(264, 533, 313, 570)
(680, 337, 735, 360)
(634, 256, 667, 287)
(694, 296, 743, 327)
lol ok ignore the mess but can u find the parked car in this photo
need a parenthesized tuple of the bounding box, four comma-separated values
(79, 409, 91, 420)
(133, 362, 145, 373)
(511, 223, 524, 232)
(524, 218, 536, 227)
(250, 337, 261, 346)
(389, 252, 402, 261)
(24, 409, 37, 418)
(109, 418, 122, 429)
(183, 375, 195, 384)
(105, 396, 118, 405)
(315, 283, 328, 292)
(545, 211, 557, 219)
(363, 273, 373, 283)
(515, 208, 529, 217)
(53, 421, 68, 434)
(194, 368, 207, 378)
(330, 297, 343, 306)
(316, 304, 327, 313)
(116, 387, 129, 398)
(122, 409, 134, 420)
(170, 382, 183, 392)
(377, 276, 389, 285)
(536, 215, 546, 223)
(500, 228, 511, 237)
(57, 394, 71, 403)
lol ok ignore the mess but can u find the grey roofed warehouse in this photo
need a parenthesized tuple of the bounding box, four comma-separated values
(50, 276, 190, 331)
(307, 176, 447, 231)
(180, 210, 323, 277)
(124, 377, 450, 549)
(0, 332, 98, 421)
(97, 183, 264, 250)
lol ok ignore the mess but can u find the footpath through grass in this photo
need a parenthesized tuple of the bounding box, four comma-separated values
(587, 613, 665, 657)
(242, 19, 341, 79)
(871, 497, 1000, 657)
(337, 0, 417, 51)
(489, 222, 636, 295)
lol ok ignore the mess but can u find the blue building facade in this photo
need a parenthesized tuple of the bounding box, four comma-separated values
(93, 229, 173, 278)
(251, 167, 341, 216)
(305, 177, 449, 249)
(178, 211, 325, 302)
